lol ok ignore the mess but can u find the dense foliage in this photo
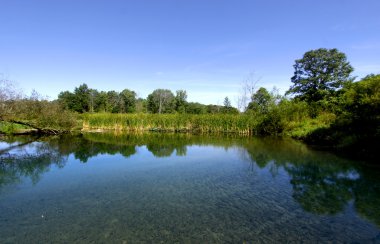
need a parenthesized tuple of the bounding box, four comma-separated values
(147, 89, 175, 114)
(58, 84, 137, 113)
(57, 84, 238, 115)
(303, 74, 380, 158)
(287, 48, 354, 103)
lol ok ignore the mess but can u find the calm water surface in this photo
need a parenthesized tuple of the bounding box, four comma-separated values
(0, 133, 379, 243)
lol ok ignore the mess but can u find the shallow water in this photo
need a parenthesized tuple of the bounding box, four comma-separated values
(0, 133, 379, 243)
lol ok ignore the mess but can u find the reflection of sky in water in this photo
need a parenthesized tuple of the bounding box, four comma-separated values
(0, 134, 379, 243)
(1, 141, 42, 156)
(0, 142, 13, 150)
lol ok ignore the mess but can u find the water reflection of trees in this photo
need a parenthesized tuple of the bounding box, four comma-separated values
(286, 164, 353, 214)
(57, 134, 137, 163)
(353, 169, 380, 227)
(0, 136, 67, 189)
(0, 133, 379, 227)
(242, 137, 380, 227)
(80, 133, 226, 159)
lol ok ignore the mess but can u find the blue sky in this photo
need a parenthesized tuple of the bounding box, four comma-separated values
(1, 0, 379, 106)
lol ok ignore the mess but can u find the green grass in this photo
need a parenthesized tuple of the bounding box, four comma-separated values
(83, 113, 259, 134)
(82, 112, 338, 137)
(80, 111, 340, 139)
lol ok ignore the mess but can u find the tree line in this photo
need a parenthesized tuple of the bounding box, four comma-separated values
(57, 85, 239, 114)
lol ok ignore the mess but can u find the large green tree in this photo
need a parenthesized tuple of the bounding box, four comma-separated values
(175, 90, 187, 113)
(147, 89, 175, 114)
(73, 83, 91, 113)
(119, 89, 137, 113)
(58, 83, 91, 113)
(106, 90, 121, 113)
(286, 48, 354, 103)
(58, 90, 76, 111)
(247, 87, 272, 113)
(94, 91, 108, 112)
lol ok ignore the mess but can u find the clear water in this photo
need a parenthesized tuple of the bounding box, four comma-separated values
(0, 133, 379, 243)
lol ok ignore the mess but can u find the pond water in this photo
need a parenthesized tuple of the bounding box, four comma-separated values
(0, 133, 379, 243)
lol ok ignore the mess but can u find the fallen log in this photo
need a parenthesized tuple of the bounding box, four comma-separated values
(7, 120, 68, 135)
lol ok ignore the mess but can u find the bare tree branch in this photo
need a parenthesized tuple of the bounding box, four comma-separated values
(237, 72, 261, 112)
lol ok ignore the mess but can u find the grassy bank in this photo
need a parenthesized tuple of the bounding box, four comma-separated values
(82, 112, 334, 137)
